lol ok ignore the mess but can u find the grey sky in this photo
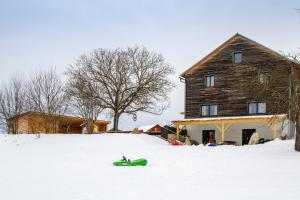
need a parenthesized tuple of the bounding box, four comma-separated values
(0, 0, 299, 130)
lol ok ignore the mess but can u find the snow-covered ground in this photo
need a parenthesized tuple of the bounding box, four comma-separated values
(0, 133, 300, 200)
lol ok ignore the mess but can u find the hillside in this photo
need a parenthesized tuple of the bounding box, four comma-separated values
(0, 134, 300, 200)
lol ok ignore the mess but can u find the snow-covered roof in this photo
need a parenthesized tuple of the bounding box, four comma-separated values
(138, 124, 160, 132)
(172, 114, 287, 123)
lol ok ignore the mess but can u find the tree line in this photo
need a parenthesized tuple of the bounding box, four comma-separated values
(0, 46, 175, 134)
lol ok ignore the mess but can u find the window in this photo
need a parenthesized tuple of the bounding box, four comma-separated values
(259, 73, 268, 84)
(233, 52, 242, 64)
(201, 105, 218, 116)
(205, 75, 215, 87)
(248, 102, 266, 114)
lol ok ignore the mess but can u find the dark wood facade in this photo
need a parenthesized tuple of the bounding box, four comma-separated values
(182, 34, 293, 119)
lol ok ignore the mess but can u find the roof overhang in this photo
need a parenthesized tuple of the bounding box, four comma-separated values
(180, 33, 298, 78)
(8, 111, 111, 124)
(172, 114, 287, 126)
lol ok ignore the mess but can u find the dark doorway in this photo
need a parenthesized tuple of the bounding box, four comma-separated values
(242, 129, 256, 145)
(202, 130, 215, 145)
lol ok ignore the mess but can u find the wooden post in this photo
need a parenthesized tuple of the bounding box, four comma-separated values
(176, 124, 180, 140)
(214, 123, 231, 142)
(272, 122, 277, 139)
(221, 123, 225, 142)
(214, 123, 225, 142)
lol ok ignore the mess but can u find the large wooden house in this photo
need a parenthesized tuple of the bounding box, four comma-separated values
(8, 111, 110, 134)
(173, 33, 296, 145)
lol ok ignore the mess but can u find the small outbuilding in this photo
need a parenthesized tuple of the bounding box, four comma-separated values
(8, 111, 110, 134)
(138, 124, 162, 135)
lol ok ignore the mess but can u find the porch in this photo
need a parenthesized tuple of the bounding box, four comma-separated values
(172, 114, 287, 145)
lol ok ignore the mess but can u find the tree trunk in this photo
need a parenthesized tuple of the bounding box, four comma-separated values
(291, 64, 300, 151)
(295, 116, 300, 151)
(295, 127, 300, 152)
(113, 112, 119, 132)
(86, 119, 93, 133)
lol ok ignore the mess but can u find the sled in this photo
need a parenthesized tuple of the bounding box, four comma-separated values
(113, 157, 148, 166)
(171, 142, 184, 146)
(207, 143, 217, 147)
(170, 140, 184, 146)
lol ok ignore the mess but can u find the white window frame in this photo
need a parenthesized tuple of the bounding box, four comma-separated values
(248, 102, 266, 114)
(205, 75, 215, 87)
(233, 52, 242, 64)
(201, 105, 218, 116)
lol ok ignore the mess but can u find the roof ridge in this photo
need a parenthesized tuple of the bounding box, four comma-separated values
(181, 33, 295, 77)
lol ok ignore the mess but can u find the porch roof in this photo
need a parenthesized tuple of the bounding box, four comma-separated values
(172, 114, 287, 141)
(172, 114, 287, 125)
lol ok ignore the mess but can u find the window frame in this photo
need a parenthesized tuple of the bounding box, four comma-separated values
(233, 52, 243, 64)
(258, 73, 268, 84)
(248, 102, 266, 114)
(204, 75, 215, 87)
(201, 104, 218, 116)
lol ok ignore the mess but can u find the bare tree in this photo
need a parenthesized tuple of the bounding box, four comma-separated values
(293, 7, 300, 151)
(243, 53, 300, 151)
(26, 68, 68, 133)
(241, 66, 290, 115)
(67, 46, 175, 131)
(0, 77, 27, 134)
(65, 77, 103, 133)
(289, 54, 300, 151)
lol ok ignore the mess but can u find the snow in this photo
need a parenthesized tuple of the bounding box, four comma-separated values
(138, 124, 159, 132)
(0, 133, 300, 200)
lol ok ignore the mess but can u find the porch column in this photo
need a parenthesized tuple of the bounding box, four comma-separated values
(214, 122, 232, 142)
(176, 124, 180, 140)
(271, 122, 277, 139)
(221, 123, 225, 142)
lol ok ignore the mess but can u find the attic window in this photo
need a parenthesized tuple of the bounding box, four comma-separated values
(205, 75, 215, 87)
(233, 52, 242, 64)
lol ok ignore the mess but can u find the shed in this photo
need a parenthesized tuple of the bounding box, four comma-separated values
(8, 111, 110, 134)
(138, 124, 162, 135)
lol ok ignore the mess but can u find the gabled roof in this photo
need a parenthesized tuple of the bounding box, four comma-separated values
(138, 124, 160, 132)
(8, 111, 110, 124)
(181, 33, 295, 77)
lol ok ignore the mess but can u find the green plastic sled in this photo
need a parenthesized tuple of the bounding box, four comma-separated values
(113, 158, 147, 166)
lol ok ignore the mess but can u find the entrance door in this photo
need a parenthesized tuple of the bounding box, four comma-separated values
(202, 130, 215, 145)
(242, 129, 256, 145)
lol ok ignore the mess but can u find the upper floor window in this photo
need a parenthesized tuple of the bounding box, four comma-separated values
(248, 102, 266, 114)
(205, 75, 215, 87)
(201, 105, 218, 116)
(259, 73, 268, 84)
(233, 52, 242, 64)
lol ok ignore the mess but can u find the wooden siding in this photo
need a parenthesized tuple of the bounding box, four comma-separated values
(9, 112, 109, 134)
(147, 124, 162, 135)
(184, 36, 291, 119)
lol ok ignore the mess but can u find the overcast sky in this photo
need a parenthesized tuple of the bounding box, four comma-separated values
(0, 0, 300, 130)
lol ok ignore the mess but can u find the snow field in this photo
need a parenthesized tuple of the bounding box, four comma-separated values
(0, 134, 300, 200)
